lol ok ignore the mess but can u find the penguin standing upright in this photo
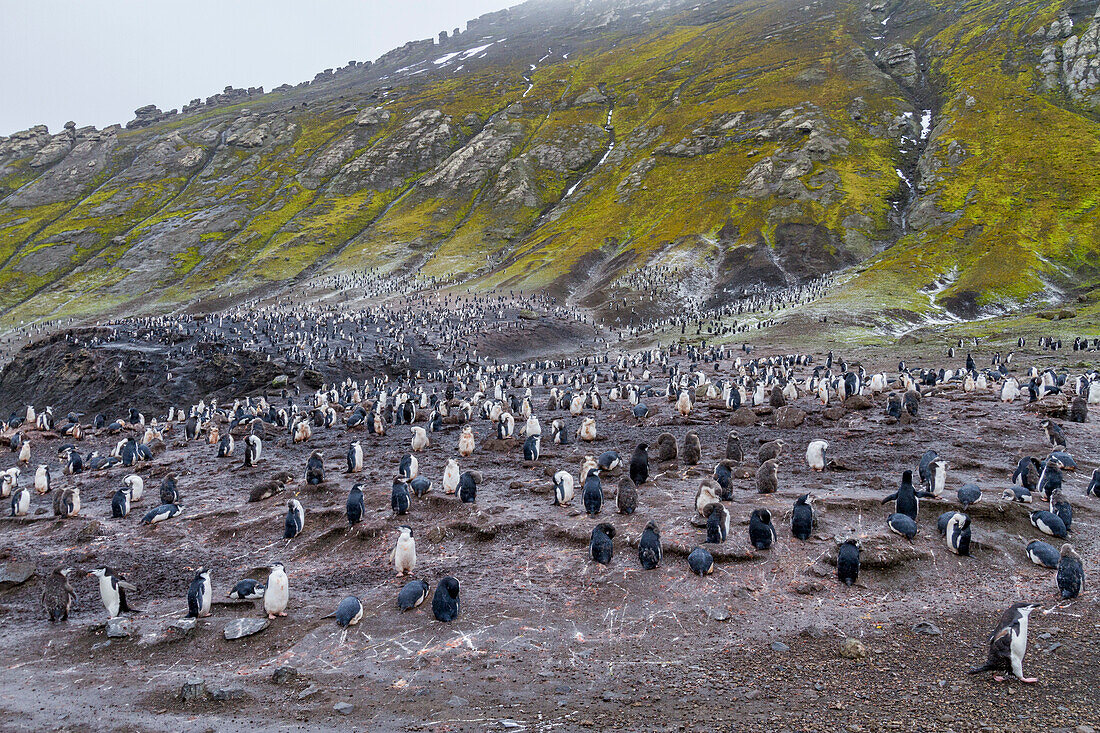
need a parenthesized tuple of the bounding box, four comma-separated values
(34, 464, 50, 495)
(705, 501, 730, 543)
(1056, 543, 1084, 599)
(616, 477, 638, 514)
(263, 562, 289, 619)
(805, 440, 828, 471)
(284, 499, 305, 539)
(391, 478, 411, 516)
(390, 526, 416, 576)
(458, 470, 481, 503)
(42, 568, 77, 622)
(186, 568, 213, 618)
(968, 603, 1042, 683)
(748, 508, 777, 549)
(1087, 467, 1100, 498)
(244, 434, 262, 467)
(111, 486, 131, 518)
(432, 577, 460, 622)
(726, 431, 743, 461)
(306, 451, 325, 485)
(791, 494, 815, 540)
(837, 539, 860, 586)
(881, 470, 927, 520)
(681, 431, 701, 465)
(523, 434, 541, 461)
(90, 567, 138, 618)
(582, 469, 603, 515)
(552, 470, 575, 506)
(945, 512, 972, 555)
(638, 521, 662, 569)
(629, 443, 649, 485)
(346, 484, 365, 526)
(756, 459, 779, 494)
(346, 441, 364, 473)
(589, 523, 615, 565)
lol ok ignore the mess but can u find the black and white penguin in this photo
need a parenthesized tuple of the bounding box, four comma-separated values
(1049, 488, 1072, 530)
(937, 510, 962, 536)
(1088, 468, 1100, 498)
(410, 475, 432, 498)
(329, 596, 364, 627)
(582, 469, 603, 515)
(687, 546, 714, 576)
(227, 579, 266, 600)
(629, 443, 649, 485)
(186, 568, 213, 618)
(552, 470, 574, 506)
(837, 539, 860, 586)
(111, 486, 131, 518)
(1001, 485, 1032, 503)
(398, 579, 431, 611)
(887, 512, 918, 541)
(597, 450, 621, 472)
(589, 523, 615, 565)
(523, 434, 540, 461)
(638, 521, 662, 569)
(346, 483, 366, 526)
(244, 434, 262, 467)
(1037, 457, 1064, 500)
(1026, 540, 1060, 569)
(705, 501, 730, 543)
(1013, 457, 1042, 492)
(881, 470, 926, 520)
(142, 503, 182, 524)
(681, 431, 701, 466)
(1040, 419, 1067, 449)
(957, 484, 982, 509)
(886, 392, 902, 418)
(305, 451, 325, 485)
(791, 494, 815, 540)
(1030, 510, 1067, 538)
(903, 390, 919, 418)
(616, 477, 637, 515)
(748, 508, 777, 550)
(391, 478, 411, 516)
(398, 453, 418, 480)
(432, 577, 460, 622)
(284, 498, 305, 539)
(1056, 543, 1083, 599)
(945, 512, 971, 556)
(347, 441, 364, 473)
(458, 470, 481, 503)
(968, 602, 1041, 683)
(632, 403, 649, 419)
(42, 567, 77, 622)
(217, 433, 235, 458)
(90, 567, 138, 618)
(123, 474, 143, 503)
(10, 484, 30, 516)
(712, 461, 734, 500)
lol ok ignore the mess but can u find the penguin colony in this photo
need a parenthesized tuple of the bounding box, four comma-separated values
(4, 309, 1096, 692)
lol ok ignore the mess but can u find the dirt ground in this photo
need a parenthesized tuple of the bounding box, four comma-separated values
(0, 337, 1097, 732)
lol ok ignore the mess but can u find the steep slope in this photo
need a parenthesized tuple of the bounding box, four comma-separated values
(0, 0, 1097, 335)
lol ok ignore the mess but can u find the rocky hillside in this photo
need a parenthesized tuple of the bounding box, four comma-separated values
(0, 0, 1097, 335)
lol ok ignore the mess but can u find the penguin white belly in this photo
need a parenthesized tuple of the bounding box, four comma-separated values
(99, 578, 120, 618)
(264, 574, 288, 615)
(1010, 619, 1029, 678)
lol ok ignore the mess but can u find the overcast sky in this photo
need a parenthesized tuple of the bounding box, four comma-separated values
(0, 0, 514, 136)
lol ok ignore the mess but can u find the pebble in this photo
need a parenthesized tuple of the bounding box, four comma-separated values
(107, 617, 134, 638)
(297, 685, 319, 700)
(180, 679, 206, 701)
(839, 638, 868, 659)
(333, 702, 353, 714)
(212, 687, 247, 701)
(224, 618, 269, 640)
(770, 641, 790, 652)
(272, 666, 298, 684)
(912, 621, 942, 636)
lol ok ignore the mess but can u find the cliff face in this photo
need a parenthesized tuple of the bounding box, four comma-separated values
(0, 0, 1097, 333)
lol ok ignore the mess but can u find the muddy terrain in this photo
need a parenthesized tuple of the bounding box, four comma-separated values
(0, 338, 1097, 732)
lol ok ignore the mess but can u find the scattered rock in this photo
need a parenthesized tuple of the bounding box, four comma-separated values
(913, 621, 942, 636)
(706, 607, 731, 622)
(212, 687, 248, 701)
(106, 617, 134, 638)
(839, 638, 868, 659)
(774, 406, 806, 429)
(166, 617, 196, 641)
(729, 408, 757, 426)
(0, 562, 36, 589)
(224, 618, 269, 640)
(333, 702, 354, 714)
(180, 678, 207, 701)
(770, 641, 790, 652)
(298, 685, 320, 700)
(272, 666, 298, 684)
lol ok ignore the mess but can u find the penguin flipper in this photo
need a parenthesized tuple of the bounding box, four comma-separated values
(881, 492, 898, 504)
